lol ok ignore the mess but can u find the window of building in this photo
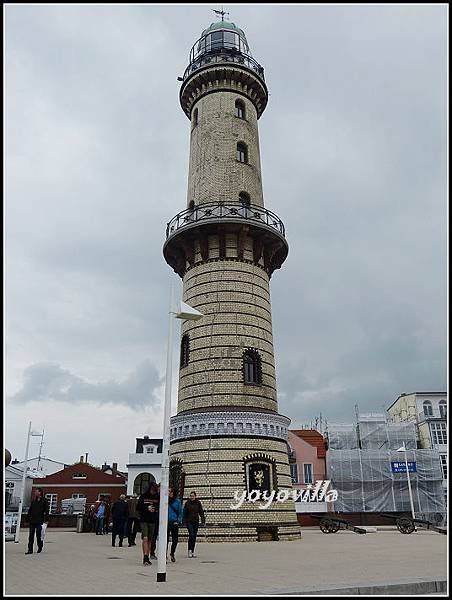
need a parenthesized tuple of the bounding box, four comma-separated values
(423, 400, 433, 416)
(303, 463, 313, 484)
(45, 493, 58, 514)
(239, 191, 251, 206)
(133, 473, 156, 496)
(72, 493, 86, 499)
(180, 335, 190, 368)
(144, 445, 155, 454)
(72, 473, 87, 479)
(439, 400, 447, 419)
(431, 422, 447, 445)
(235, 99, 245, 119)
(440, 454, 447, 479)
(243, 349, 262, 385)
(290, 463, 299, 484)
(210, 30, 223, 50)
(236, 142, 248, 164)
(192, 108, 198, 128)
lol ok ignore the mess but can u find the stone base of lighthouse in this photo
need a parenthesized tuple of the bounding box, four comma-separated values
(169, 413, 301, 542)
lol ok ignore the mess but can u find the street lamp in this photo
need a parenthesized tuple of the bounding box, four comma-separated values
(15, 422, 44, 543)
(396, 442, 416, 520)
(157, 286, 203, 582)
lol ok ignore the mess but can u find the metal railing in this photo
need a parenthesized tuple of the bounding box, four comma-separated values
(183, 49, 265, 82)
(166, 201, 285, 240)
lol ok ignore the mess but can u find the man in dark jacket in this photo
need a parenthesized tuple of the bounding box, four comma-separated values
(25, 488, 49, 555)
(126, 495, 140, 547)
(136, 483, 160, 565)
(111, 494, 129, 547)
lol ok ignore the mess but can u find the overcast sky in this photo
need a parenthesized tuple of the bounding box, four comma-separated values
(5, 3, 447, 470)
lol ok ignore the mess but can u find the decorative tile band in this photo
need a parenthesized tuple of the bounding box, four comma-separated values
(170, 411, 291, 442)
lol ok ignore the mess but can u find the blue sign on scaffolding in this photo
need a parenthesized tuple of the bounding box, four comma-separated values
(391, 461, 417, 473)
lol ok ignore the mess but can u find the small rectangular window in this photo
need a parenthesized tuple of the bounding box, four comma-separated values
(303, 463, 313, 484)
(45, 493, 58, 514)
(290, 464, 298, 484)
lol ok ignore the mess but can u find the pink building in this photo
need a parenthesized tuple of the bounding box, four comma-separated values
(288, 429, 331, 525)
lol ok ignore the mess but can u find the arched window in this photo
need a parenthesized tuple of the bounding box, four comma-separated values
(235, 99, 245, 119)
(133, 472, 155, 496)
(423, 400, 433, 417)
(169, 460, 185, 499)
(180, 335, 190, 368)
(243, 349, 262, 385)
(439, 400, 447, 419)
(239, 191, 251, 206)
(192, 107, 198, 127)
(236, 142, 248, 164)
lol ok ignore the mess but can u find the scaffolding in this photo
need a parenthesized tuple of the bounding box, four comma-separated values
(327, 424, 359, 450)
(326, 414, 446, 523)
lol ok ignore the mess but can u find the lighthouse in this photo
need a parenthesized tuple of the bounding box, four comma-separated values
(163, 17, 300, 542)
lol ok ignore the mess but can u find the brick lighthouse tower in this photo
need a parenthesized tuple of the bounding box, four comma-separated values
(163, 17, 300, 542)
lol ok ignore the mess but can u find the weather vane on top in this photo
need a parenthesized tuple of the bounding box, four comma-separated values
(213, 7, 229, 22)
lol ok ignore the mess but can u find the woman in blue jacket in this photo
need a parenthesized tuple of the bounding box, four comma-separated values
(167, 487, 183, 562)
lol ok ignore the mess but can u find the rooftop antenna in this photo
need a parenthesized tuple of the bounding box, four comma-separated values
(36, 428, 45, 472)
(213, 7, 229, 22)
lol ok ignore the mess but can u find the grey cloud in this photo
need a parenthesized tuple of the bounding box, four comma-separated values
(11, 360, 162, 410)
(5, 4, 446, 443)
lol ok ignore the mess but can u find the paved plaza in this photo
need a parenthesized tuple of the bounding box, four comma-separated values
(5, 527, 447, 595)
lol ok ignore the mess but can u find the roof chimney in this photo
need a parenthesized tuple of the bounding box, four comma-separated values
(112, 462, 118, 477)
(80, 455, 84, 463)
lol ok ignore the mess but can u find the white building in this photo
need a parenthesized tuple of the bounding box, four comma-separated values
(126, 437, 162, 496)
(12, 456, 67, 478)
(5, 464, 35, 509)
(387, 392, 447, 508)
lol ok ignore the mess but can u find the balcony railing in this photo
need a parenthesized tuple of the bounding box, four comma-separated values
(183, 48, 265, 82)
(166, 201, 285, 240)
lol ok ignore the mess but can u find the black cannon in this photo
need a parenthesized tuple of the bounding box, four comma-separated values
(379, 513, 447, 535)
(309, 514, 367, 535)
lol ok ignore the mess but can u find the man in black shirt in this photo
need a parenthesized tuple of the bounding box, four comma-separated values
(25, 488, 49, 555)
(136, 483, 160, 565)
(111, 494, 129, 547)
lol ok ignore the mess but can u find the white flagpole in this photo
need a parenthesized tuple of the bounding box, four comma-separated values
(15, 421, 32, 543)
(157, 283, 175, 582)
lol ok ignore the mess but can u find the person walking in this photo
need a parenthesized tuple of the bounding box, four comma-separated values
(103, 499, 111, 534)
(25, 488, 49, 555)
(183, 491, 205, 558)
(126, 494, 140, 547)
(136, 483, 160, 566)
(89, 503, 98, 533)
(167, 487, 183, 563)
(95, 501, 106, 535)
(111, 494, 129, 547)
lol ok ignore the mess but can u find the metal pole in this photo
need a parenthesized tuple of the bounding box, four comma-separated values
(404, 444, 416, 520)
(157, 283, 175, 582)
(15, 421, 32, 543)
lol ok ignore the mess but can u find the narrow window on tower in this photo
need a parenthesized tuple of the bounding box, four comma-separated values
(180, 335, 190, 368)
(235, 99, 245, 119)
(192, 108, 198, 128)
(237, 142, 248, 164)
(239, 191, 251, 206)
(243, 349, 262, 385)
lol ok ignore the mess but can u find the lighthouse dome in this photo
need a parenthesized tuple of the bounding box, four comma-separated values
(194, 20, 252, 58)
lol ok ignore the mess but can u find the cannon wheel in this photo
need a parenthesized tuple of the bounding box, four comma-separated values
(319, 518, 336, 533)
(330, 521, 340, 533)
(396, 517, 415, 534)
